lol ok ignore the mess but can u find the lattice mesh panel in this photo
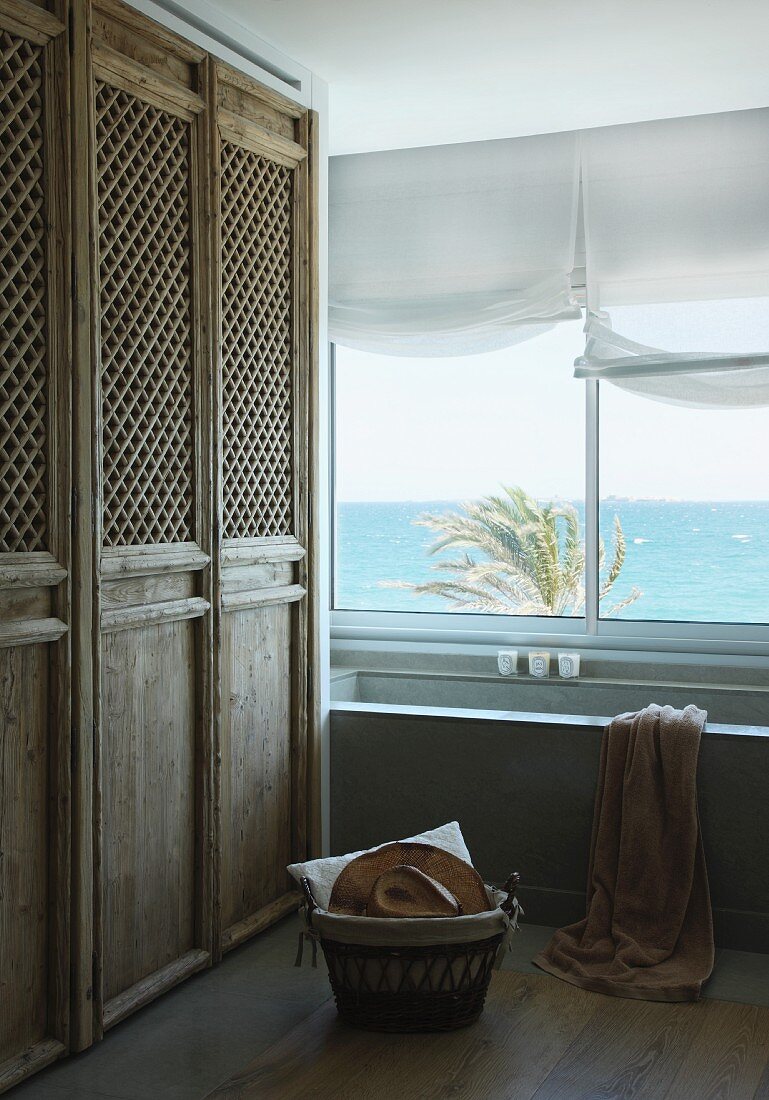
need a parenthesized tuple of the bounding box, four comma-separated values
(0, 32, 47, 553)
(96, 83, 194, 547)
(221, 143, 293, 539)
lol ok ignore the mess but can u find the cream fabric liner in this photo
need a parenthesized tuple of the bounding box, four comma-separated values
(307, 888, 513, 948)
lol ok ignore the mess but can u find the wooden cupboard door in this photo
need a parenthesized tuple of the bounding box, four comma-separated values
(86, 0, 214, 1033)
(0, 0, 70, 1091)
(212, 62, 311, 952)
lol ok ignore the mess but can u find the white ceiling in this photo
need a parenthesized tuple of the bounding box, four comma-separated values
(210, 0, 769, 154)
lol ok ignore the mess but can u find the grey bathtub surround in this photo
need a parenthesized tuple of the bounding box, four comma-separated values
(330, 692, 769, 953)
(329, 669, 360, 702)
(330, 667, 769, 727)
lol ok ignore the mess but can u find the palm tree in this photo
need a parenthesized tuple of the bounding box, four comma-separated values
(390, 486, 641, 616)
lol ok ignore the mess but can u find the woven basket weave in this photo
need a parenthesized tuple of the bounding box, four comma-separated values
(322, 935, 504, 1032)
(302, 872, 520, 1032)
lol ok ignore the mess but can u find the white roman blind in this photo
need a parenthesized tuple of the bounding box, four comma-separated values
(330, 133, 581, 356)
(577, 108, 769, 407)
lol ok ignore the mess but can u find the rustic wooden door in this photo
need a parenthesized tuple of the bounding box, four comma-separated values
(71, 0, 214, 1041)
(210, 61, 312, 954)
(0, 0, 70, 1089)
(0, 0, 318, 1073)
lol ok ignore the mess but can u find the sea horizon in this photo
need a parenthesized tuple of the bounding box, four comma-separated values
(335, 498, 769, 624)
(337, 496, 769, 505)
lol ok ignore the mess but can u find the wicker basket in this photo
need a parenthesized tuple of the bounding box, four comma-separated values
(300, 872, 520, 1032)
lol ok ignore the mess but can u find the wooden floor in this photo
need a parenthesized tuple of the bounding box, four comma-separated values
(209, 970, 769, 1100)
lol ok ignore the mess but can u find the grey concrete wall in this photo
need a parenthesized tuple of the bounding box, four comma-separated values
(330, 709, 769, 952)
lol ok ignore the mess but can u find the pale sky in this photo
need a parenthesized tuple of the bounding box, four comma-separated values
(335, 309, 769, 503)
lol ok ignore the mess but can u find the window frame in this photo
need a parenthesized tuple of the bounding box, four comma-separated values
(328, 342, 769, 659)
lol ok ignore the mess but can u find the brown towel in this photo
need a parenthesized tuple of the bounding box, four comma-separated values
(534, 704, 714, 1002)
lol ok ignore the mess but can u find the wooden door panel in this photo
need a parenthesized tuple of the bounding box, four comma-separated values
(86, 0, 213, 1033)
(102, 619, 197, 1002)
(0, 642, 49, 1066)
(219, 139, 294, 542)
(94, 78, 195, 549)
(212, 61, 311, 953)
(0, 0, 317, 1083)
(220, 604, 292, 942)
(0, 0, 70, 1090)
(0, 30, 47, 555)
(102, 624, 196, 1003)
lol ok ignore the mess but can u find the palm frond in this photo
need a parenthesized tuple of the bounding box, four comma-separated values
(391, 486, 641, 618)
(599, 515, 626, 599)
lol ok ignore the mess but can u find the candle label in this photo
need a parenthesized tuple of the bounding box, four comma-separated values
(558, 653, 580, 679)
(529, 652, 550, 678)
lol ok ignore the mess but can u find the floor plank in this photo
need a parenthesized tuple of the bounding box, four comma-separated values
(209, 971, 769, 1100)
(665, 1001, 769, 1100)
(531, 996, 709, 1099)
(214, 973, 593, 1100)
(754, 1057, 769, 1099)
(422, 974, 598, 1100)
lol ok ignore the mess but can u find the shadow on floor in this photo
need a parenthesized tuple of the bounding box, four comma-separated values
(12, 916, 769, 1099)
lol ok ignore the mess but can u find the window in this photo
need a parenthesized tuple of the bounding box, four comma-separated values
(598, 298, 769, 626)
(333, 301, 769, 634)
(599, 387, 769, 625)
(334, 321, 586, 616)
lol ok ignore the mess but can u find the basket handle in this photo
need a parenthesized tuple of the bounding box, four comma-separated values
(296, 877, 321, 968)
(300, 876, 319, 924)
(499, 871, 520, 917)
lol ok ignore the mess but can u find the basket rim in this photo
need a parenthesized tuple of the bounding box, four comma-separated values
(309, 900, 511, 948)
(300, 871, 521, 948)
(320, 932, 505, 953)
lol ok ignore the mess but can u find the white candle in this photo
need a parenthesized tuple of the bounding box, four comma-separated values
(558, 652, 581, 679)
(528, 651, 551, 678)
(497, 649, 518, 676)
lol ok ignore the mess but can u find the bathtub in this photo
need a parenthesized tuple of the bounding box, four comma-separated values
(330, 662, 769, 953)
(331, 666, 769, 729)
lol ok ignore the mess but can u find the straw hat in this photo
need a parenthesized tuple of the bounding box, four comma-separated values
(366, 866, 460, 918)
(328, 841, 489, 917)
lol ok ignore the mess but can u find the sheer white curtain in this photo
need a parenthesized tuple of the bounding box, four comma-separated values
(578, 108, 769, 408)
(329, 133, 581, 356)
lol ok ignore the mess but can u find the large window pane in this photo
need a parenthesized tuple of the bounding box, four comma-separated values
(334, 322, 588, 615)
(599, 300, 769, 624)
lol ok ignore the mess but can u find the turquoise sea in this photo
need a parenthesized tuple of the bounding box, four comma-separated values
(335, 500, 769, 624)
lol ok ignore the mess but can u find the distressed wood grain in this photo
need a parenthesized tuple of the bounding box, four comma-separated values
(0, 644, 49, 1066)
(219, 606, 293, 935)
(101, 620, 198, 1004)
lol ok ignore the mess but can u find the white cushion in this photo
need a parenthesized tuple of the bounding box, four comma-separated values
(287, 821, 473, 910)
